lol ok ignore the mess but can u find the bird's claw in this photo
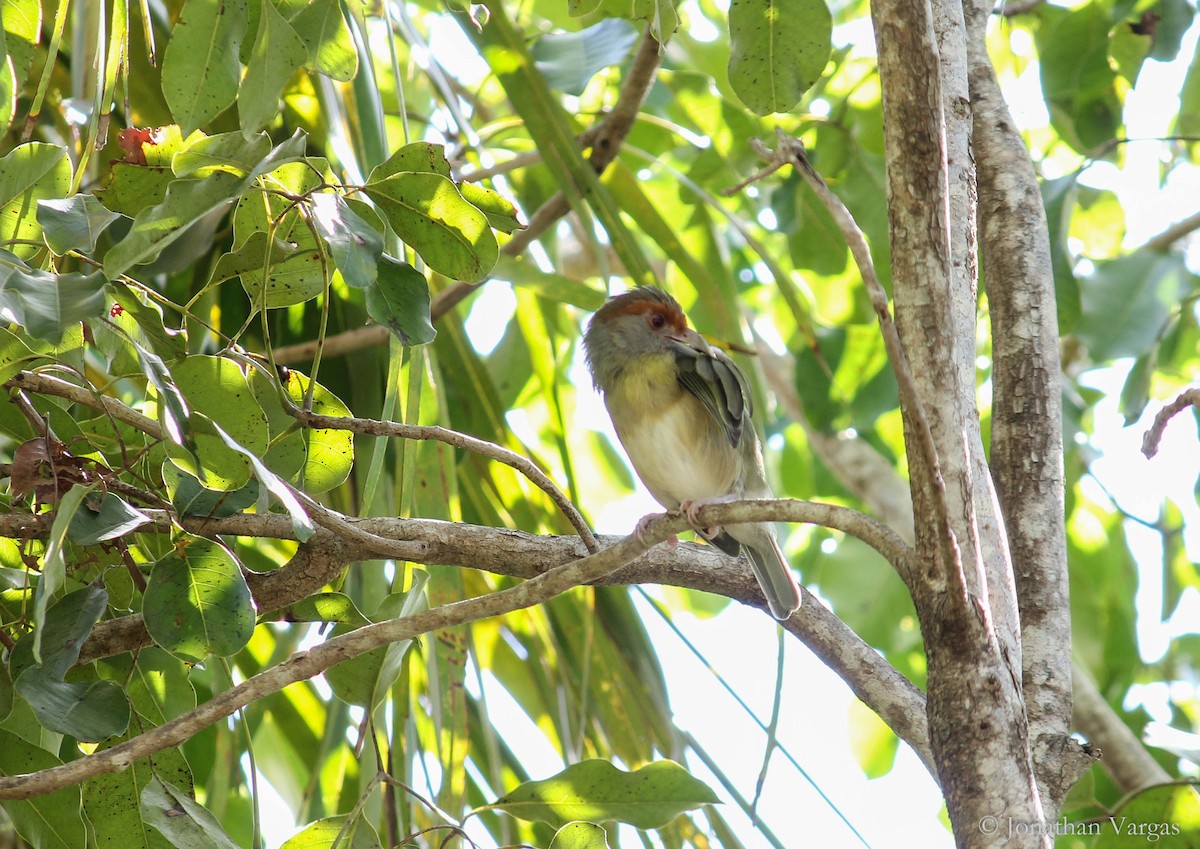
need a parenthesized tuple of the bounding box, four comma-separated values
(634, 514, 678, 549)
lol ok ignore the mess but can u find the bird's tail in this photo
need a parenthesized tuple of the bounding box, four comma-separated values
(744, 534, 802, 620)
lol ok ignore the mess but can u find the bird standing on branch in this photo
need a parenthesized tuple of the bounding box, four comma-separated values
(582, 286, 801, 620)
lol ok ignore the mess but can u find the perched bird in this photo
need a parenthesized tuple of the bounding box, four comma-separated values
(582, 286, 801, 620)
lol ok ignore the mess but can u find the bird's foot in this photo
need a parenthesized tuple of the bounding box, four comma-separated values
(680, 495, 738, 533)
(634, 514, 678, 549)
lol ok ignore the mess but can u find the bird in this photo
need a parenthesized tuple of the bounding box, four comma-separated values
(582, 286, 801, 620)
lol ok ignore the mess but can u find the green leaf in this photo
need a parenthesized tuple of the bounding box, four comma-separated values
(1118, 350, 1155, 424)
(15, 668, 131, 741)
(1076, 252, 1190, 361)
(0, 730, 86, 849)
(278, 592, 370, 626)
(279, 815, 383, 849)
(1041, 174, 1082, 333)
(102, 171, 244, 279)
(848, 697, 900, 778)
(364, 172, 498, 283)
(492, 255, 606, 309)
(164, 355, 268, 490)
(1109, 23, 1151, 86)
(69, 492, 150, 545)
(365, 256, 436, 346)
(324, 574, 428, 709)
(0, 251, 107, 343)
(1036, 3, 1122, 153)
(164, 462, 261, 518)
(460, 182, 524, 234)
(248, 366, 355, 492)
(368, 140, 452, 181)
(289, 0, 357, 81)
(141, 778, 243, 849)
(1093, 783, 1200, 847)
(0, 325, 39, 385)
(83, 738, 192, 849)
(160, 0, 249, 134)
(131, 338, 192, 448)
(35, 484, 92, 663)
(728, 0, 831, 115)
(29, 584, 109, 678)
(1177, 35, 1200, 138)
(491, 760, 719, 828)
(95, 127, 197, 218)
(171, 130, 271, 178)
(36, 195, 121, 254)
(309, 192, 383, 289)
(531, 19, 638, 97)
(549, 822, 612, 849)
(238, 0, 307, 134)
(0, 142, 70, 259)
(209, 418, 316, 541)
(143, 537, 256, 662)
(233, 158, 327, 308)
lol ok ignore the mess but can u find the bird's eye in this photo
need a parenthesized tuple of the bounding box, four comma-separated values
(649, 312, 667, 329)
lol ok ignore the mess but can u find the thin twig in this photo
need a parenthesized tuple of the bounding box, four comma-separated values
(288, 406, 598, 552)
(1141, 387, 1200, 458)
(431, 25, 663, 320)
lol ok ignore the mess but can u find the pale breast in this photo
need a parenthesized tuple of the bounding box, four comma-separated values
(610, 389, 741, 509)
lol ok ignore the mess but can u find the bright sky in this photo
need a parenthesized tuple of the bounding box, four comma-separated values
(257, 4, 1200, 848)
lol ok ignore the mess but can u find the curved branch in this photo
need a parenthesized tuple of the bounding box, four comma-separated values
(289, 407, 597, 551)
(0, 506, 929, 800)
(1141, 387, 1200, 458)
(3, 368, 599, 553)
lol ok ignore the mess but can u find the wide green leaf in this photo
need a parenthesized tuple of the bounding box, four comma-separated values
(15, 669, 131, 741)
(309, 192, 383, 289)
(69, 491, 150, 546)
(0, 141, 69, 259)
(364, 172, 498, 283)
(549, 822, 612, 849)
(238, 0, 308, 133)
(83, 739, 192, 849)
(160, 0, 249, 134)
(1076, 252, 1191, 361)
(0, 730, 86, 849)
(1036, 2, 1122, 153)
(289, 0, 357, 81)
(162, 354, 269, 490)
(102, 171, 245, 279)
(0, 251, 107, 342)
(491, 760, 719, 828)
(728, 0, 831, 115)
(36, 195, 121, 254)
(143, 537, 256, 662)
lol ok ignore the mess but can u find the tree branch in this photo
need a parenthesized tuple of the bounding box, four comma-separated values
(1141, 387, 1200, 458)
(1072, 663, 1160, 791)
(0, 505, 930, 799)
(963, 0, 1078, 814)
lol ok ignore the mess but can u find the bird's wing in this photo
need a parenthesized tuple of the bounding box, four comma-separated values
(670, 336, 753, 449)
